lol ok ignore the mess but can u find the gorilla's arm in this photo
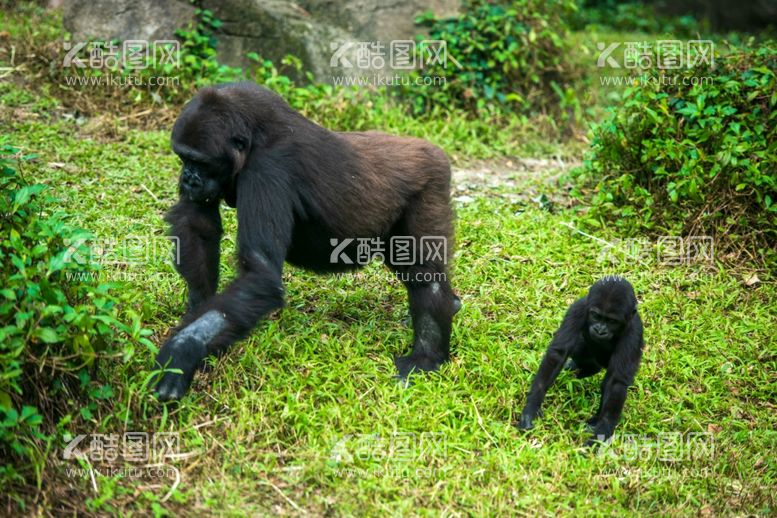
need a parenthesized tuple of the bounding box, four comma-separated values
(518, 299, 586, 430)
(164, 199, 222, 314)
(585, 321, 643, 445)
(154, 161, 291, 401)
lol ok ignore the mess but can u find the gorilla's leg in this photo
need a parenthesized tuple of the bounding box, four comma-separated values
(154, 249, 285, 402)
(394, 273, 461, 379)
(388, 181, 459, 380)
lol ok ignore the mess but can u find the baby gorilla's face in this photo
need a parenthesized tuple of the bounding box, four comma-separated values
(585, 279, 637, 343)
(586, 307, 625, 342)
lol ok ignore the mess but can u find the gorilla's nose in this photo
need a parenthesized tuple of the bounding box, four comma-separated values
(182, 171, 202, 191)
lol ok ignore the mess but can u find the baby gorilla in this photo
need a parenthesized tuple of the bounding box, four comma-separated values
(517, 276, 644, 446)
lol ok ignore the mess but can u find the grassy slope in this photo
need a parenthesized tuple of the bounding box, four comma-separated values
(2, 84, 775, 515)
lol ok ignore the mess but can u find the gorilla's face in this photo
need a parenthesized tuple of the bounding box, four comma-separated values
(586, 307, 626, 342)
(585, 279, 637, 343)
(171, 94, 251, 206)
(176, 156, 224, 205)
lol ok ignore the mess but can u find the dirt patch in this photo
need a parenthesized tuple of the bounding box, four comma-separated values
(451, 156, 580, 209)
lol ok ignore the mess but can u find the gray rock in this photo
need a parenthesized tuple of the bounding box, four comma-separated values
(62, 0, 459, 82)
(208, 0, 352, 81)
(63, 0, 196, 43)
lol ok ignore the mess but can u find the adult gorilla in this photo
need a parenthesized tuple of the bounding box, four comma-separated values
(154, 83, 460, 401)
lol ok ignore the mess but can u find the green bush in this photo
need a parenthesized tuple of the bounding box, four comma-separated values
(408, 0, 579, 116)
(0, 143, 151, 483)
(173, 8, 244, 88)
(572, 43, 777, 264)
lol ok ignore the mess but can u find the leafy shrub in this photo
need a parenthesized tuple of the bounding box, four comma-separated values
(173, 8, 244, 88)
(572, 43, 777, 264)
(0, 143, 151, 483)
(247, 54, 385, 128)
(408, 0, 579, 116)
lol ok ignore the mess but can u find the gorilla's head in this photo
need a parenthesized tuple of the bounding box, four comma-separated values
(585, 276, 637, 343)
(171, 87, 256, 206)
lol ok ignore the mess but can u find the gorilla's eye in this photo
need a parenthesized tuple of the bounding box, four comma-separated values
(231, 137, 247, 152)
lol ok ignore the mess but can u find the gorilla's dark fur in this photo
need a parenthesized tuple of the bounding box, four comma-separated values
(517, 276, 644, 445)
(154, 83, 460, 401)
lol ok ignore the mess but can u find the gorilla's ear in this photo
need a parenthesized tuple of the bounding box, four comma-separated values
(199, 87, 222, 105)
(231, 136, 248, 152)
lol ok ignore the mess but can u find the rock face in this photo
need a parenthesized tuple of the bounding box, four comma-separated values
(63, 0, 196, 44)
(207, 0, 350, 81)
(62, 0, 459, 81)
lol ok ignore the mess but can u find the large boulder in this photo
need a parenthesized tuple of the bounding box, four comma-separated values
(63, 0, 196, 44)
(62, 0, 459, 81)
(205, 0, 352, 81)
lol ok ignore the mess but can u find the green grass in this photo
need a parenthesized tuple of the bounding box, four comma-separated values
(2, 103, 775, 515)
(0, 5, 775, 512)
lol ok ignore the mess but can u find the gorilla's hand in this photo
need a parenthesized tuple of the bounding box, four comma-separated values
(154, 311, 225, 401)
(517, 406, 542, 430)
(154, 334, 205, 401)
